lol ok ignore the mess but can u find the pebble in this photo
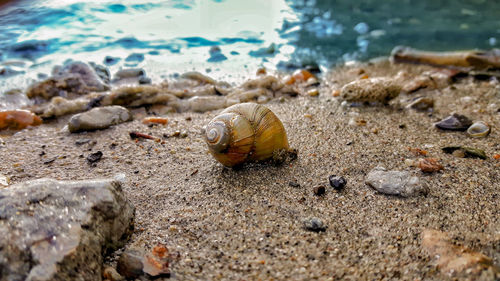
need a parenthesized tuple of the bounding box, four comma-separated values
(303, 217, 326, 232)
(103, 266, 124, 281)
(306, 88, 319, 97)
(114, 68, 145, 80)
(340, 77, 401, 103)
(418, 158, 443, 173)
(466, 121, 490, 138)
(329, 175, 346, 191)
(288, 181, 300, 188)
(68, 106, 133, 133)
(434, 113, 472, 131)
(313, 185, 326, 196)
(117, 250, 144, 279)
(87, 151, 103, 164)
(0, 110, 42, 130)
(365, 166, 427, 197)
(117, 245, 171, 279)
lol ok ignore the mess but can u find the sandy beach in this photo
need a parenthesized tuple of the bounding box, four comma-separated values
(0, 60, 498, 280)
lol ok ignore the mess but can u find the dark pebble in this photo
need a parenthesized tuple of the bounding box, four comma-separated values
(329, 175, 347, 191)
(288, 181, 300, 188)
(87, 151, 103, 163)
(313, 185, 326, 196)
(435, 113, 472, 131)
(138, 76, 152, 84)
(303, 217, 326, 232)
(117, 250, 144, 279)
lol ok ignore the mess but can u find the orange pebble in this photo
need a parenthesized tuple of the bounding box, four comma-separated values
(284, 75, 295, 85)
(0, 110, 42, 130)
(332, 89, 341, 97)
(292, 69, 315, 83)
(493, 154, 500, 160)
(142, 117, 168, 125)
(256, 68, 267, 75)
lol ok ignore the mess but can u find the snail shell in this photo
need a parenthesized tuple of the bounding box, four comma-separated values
(204, 103, 289, 167)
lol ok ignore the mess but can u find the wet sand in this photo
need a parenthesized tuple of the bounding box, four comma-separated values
(1, 61, 499, 280)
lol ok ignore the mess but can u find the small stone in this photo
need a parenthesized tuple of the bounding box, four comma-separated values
(329, 175, 347, 191)
(365, 166, 427, 197)
(0, 110, 42, 130)
(138, 76, 152, 84)
(306, 88, 319, 97)
(313, 185, 326, 196)
(289, 181, 300, 188)
(303, 217, 326, 232)
(435, 113, 472, 131)
(68, 106, 133, 133)
(87, 151, 103, 164)
(117, 250, 144, 279)
(114, 68, 145, 80)
(340, 77, 401, 103)
(418, 158, 444, 173)
(103, 266, 125, 281)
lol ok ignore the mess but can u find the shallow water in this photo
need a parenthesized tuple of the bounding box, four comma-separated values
(0, 0, 499, 91)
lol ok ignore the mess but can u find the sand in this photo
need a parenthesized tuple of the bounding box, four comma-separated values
(1, 61, 499, 280)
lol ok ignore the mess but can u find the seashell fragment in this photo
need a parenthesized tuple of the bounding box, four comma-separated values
(435, 114, 472, 131)
(466, 121, 490, 138)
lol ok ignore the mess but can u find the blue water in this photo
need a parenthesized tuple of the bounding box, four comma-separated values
(0, 0, 499, 91)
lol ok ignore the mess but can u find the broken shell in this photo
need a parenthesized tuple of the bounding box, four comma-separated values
(435, 114, 472, 131)
(467, 121, 490, 138)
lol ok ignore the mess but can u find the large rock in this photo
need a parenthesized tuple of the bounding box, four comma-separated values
(68, 105, 132, 133)
(365, 166, 427, 197)
(0, 177, 135, 281)
(26, 61, 110, 101)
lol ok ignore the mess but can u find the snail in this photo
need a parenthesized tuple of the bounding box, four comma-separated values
(204, 103, 289, 167)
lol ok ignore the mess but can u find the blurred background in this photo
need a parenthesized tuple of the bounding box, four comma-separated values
(0, 0, 499, 88)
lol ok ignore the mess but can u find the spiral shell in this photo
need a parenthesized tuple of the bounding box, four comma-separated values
(204, 103, 289, 167)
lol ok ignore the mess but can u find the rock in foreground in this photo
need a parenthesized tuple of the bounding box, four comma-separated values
(0, 177, 135, 281)
(68, 105, 132, 133)
(365, 166, 427, 197)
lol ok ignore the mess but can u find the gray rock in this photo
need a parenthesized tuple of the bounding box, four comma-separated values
(68, 105, 132, 133)
(27, 61, 110, 100)
(0, 177, 135, 281)
(365, 166, 427, 197)
(303, 217, 326, 232)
